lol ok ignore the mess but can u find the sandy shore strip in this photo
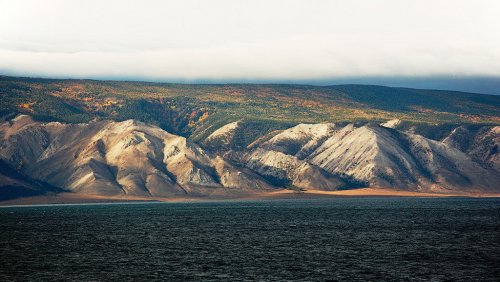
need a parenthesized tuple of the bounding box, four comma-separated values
(1, 188, 500, 207)
(248, 188, 500, 199)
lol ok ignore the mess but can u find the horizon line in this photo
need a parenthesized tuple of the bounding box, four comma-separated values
(2, 73, 500, 96)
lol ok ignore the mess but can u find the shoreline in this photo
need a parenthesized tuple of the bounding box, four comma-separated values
(1, 188, 500, 207)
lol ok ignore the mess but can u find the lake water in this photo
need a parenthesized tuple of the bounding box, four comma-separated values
(1, 198, 499, 281)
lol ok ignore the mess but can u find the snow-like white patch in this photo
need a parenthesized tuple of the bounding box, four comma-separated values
(380, 119, 401, 128)
(269, 123, 335, 143)
(206, 121, 240, 141)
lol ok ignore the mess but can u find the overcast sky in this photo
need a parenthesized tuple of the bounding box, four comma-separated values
(1, 0, 500, 93)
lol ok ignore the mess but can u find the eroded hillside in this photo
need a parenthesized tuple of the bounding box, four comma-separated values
(1, 115, 498, 199)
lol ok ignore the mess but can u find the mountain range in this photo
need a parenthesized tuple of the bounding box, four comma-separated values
(0, 76, 499, 200)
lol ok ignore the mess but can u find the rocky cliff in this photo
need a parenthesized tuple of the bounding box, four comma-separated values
(1, 115, 498, 199)
(0, 115, 274, 198)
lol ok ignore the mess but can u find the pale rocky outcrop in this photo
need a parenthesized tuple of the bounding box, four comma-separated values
(213, 156, 274, 190)
(245, 148, 347, 190)
(258, 123, 336, 158)
(0, 159, 62, 200)
(442, 125, 500, 171)
(380, 119, 402, 129)
(0, 116, 271, 196)
(205, 121, 240, 145)
(1, 116, 499, 198)
(308, 124, 500, 192)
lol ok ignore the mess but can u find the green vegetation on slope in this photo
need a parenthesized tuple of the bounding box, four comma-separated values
(1, 76, 499, 138)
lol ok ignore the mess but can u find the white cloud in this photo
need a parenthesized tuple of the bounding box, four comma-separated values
(1, 0, 500, 80)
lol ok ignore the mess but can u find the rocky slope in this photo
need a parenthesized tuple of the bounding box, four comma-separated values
(382, 120, 500, 173)
(0, 115, 499, 199)
(205, 121, 240, 146)
(245, 148, 349, 190)
(214, 121, 499, 193)
(256, 123, 336, 158)
(0, 115, 275, 197)
(0, 160, 62, 200)
(442, 125, 499, 171)
(308, 124, 499, 191)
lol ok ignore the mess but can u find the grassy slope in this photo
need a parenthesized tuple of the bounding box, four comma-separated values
(1, 76, 499, 140)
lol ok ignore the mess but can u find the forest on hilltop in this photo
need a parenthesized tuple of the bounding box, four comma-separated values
(1, 75, 499, 140)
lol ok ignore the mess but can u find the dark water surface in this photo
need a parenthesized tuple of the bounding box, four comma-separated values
(1, 198, 499, 281)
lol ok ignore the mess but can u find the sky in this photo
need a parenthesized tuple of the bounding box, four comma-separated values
(1, 0, 500, 94)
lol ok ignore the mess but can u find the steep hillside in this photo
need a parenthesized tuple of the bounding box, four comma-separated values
(0, 115, 499, 199)
(0, 115, 275, 197)
(307, 124, 499, 191)
(205, 121, 499, 193)
(442, 125, 499, 171)
(1, 74, 499, 200)
(383, 120, 499, 171)
(1, 76, 498, 140)
(0, 160, 62, 200)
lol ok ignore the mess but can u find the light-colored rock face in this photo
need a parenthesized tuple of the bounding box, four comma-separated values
(268, 123, 336, 142)
(259, 123, 336, 158)
(380, 119, 401, 129)
(441, 126, 471, 151)
(0, 115, 36, 140)
(206, 121, 240, 144)
(308, 124, 500, 191)
(443, 125, 500, 171)
(309, 126, 378, 182)
(213, 156, 274, 190)
(245, 148, 347, 190)
(0, 117, 272, 196)
(0, 159, 62, 200)
(162, 137, 219, 188)
(1, 115, 498, 197)
(0, 118, 184, 196)
(472, 126, 500, 171)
